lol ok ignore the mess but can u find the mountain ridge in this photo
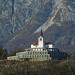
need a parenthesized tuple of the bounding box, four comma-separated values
(0, 0, 75, 52)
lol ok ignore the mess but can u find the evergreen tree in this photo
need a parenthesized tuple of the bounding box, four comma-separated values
(0, 48, 8, 60)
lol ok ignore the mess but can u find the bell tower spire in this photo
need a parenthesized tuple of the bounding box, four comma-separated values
(40, 28, 43, 37)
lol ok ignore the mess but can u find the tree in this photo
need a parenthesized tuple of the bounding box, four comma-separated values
(0, 48, 8, 60)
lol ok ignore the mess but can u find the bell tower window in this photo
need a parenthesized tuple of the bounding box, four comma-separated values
(40, 38, 42, 41)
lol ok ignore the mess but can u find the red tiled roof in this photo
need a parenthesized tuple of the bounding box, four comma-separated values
(32, 40, 38, 45)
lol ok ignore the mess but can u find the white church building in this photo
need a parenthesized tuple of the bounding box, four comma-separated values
(31, 29, 53, 49)
(7, 29, 55, 61)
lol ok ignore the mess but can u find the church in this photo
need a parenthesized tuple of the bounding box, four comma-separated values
(31, 29, 53, 49)
(7, 29, 68, 61)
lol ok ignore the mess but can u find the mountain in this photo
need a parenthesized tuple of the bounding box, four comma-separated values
(0, 0, 75, 52)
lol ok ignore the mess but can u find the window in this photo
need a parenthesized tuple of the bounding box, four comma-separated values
(33, 51, 34, 54)
(39, 37, 43, 41)
(40, 38, 42, 41)
(41, 55, 43, 58)
(45, 52, 47, 54)
(28, 52, 29, 54)
(45, 55, 47, 58)
(40, 52, 42, 54)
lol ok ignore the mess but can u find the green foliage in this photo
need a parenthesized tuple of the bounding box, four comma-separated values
(0, 48, 8, 60)
(70, 52, 75, 60)
(0, 60, 75, 75)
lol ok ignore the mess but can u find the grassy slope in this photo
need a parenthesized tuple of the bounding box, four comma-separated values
(0, 60, 75, 75)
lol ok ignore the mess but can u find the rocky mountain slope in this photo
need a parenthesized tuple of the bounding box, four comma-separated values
(0, 0, 75, 52)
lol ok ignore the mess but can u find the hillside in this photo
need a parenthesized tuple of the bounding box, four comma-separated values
(0, 60, 75, 75)
(0, 0, 75, 51)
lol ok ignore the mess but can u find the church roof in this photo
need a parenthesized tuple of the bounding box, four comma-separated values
(45, 42, 53, 45)
(32, 39, 38, 45)
(40, 29, 43, 37)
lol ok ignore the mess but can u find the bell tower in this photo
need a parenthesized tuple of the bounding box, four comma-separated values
(38, 29, 44, 48)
